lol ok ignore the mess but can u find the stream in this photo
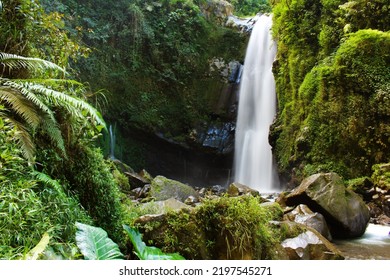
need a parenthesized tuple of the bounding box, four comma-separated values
(333, 223, 390, 260)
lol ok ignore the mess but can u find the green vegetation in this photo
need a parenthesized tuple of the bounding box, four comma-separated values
(1, 0, 388, 260)
(135, 195, 283, 260)
(39, 0, 248, 165)
(75, 222, 124, 260)
(124, 225, 185, 260)
(0, 0, 124, 259)
(271, 0, 390, 183)
(229, 0, 272, 15)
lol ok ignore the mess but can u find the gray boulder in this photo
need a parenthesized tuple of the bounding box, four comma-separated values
(281, 224, 344, 260)
(149, 175, 199, 202)
(285, 172, 370, 238)
(285, 204, 332, 241)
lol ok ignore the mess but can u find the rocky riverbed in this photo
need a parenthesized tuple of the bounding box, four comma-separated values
(115, 160, 390, 260)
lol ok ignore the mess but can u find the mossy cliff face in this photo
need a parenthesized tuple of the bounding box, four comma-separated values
(270, 0, 390, 184)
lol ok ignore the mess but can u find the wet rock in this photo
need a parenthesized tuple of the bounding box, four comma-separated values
(285, 172, 370, 238)
(184, 196, 198, 206)
(139, 169, 154, 181)
(149, 175, 199, 202)
(139, 198, 192, 215)
(211, 185, 225, 195)
(124, 171, 151, 190)
(227, 182, 260, 197)
(281, 226, 344, 260)
(130, 184, 150, 199)
(111, 159, 134, 173)
(285, 204, 332, 241)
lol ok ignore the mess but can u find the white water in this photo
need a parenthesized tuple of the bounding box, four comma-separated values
(234, 15, 279, 192)
(109, 124, 116, 159)
(334, 224, 390, 259)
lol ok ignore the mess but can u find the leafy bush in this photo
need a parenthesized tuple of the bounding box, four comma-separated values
(57, 145, 125, 244)
(0, 119, 91, 259)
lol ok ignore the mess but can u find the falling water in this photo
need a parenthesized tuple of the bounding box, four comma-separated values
(109, 124, 116, 159)
(234, 15, 279, 192)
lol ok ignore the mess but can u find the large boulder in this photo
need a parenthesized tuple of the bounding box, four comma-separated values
(227, 182, 260, 197)
(284, 204, 332, 241)
(124, 171, 151, 190)
(285, 172, 370, 238)
(280, 222, 344, 260)
(149, 175, 199, 202)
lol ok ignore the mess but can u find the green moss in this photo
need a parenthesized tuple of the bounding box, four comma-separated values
(271, 0, 390, 183)
(136, 195, 284, 259)
(372, 163, 390, 191)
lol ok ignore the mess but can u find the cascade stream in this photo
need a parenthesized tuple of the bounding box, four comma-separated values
(234, 14, 279, 192)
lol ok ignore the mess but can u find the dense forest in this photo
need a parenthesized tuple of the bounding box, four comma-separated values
(0, 0, 389, 260)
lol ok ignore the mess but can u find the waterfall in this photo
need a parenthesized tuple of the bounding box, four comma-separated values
(234, 14, 279, 192)
(109, 124, 116, 159)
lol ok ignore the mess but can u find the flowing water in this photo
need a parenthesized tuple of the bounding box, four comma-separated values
(109, 124, 116, 159)
(234, 15, 279, 192)
(333, 224, 390, 259)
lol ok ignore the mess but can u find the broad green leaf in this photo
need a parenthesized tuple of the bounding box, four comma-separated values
(75, 222, 123, 260)
(25, 232, 50, 260)
(123, 225, 185, 260)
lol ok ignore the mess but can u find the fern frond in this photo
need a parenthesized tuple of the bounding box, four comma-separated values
(0, 87, 41, 128)
(21, 78, 85, 89)
(3, 116, 36, 163)
(0, 52, 66, 74)
(2, 80, 55, 120)
(38, 114, 65, 154)
(32, 171, 66, 199)
(26, 83, 106, 127)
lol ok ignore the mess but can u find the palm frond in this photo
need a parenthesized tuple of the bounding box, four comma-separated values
(0, 52, 66, 74)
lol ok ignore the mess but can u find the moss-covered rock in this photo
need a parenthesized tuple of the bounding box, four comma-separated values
(149, 175, 199, 202)
(135, 195, 285, 259)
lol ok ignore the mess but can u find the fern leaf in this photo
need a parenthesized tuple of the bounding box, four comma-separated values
(32, 171, 66, 199)
(2, 80, 55, 118)
(38, 114, 65, 153)
(0, 87, 41, 128)
(3, 116, 36, 163)
(26, 83, 106, 127)
(0, 52, 66, 74)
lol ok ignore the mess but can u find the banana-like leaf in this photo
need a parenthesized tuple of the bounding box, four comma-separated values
(75, 222, 124, 260)
(123, 225, 185, 260)
(25, 232, 50, 260)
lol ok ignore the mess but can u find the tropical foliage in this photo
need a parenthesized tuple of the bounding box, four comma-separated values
(123, 225, 185, 260)
(270, 0, 390, 183)
(0, 51, 105, 163)
(75, 222, 124, 260)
